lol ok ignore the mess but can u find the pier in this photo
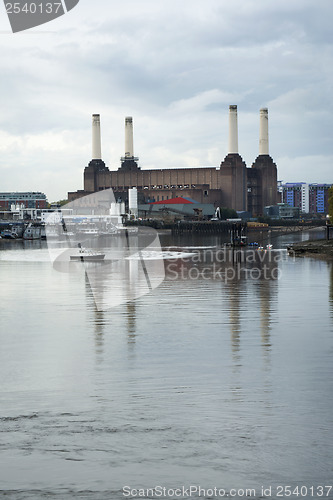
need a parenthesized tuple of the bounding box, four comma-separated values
(171, 220, 248, 246)
(171, 220, 246, 234)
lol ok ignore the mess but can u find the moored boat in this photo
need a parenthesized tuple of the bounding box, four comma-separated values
(70, 243, 105, 262)
(1, 229, 17, 239)
(23, 223, 42, 240)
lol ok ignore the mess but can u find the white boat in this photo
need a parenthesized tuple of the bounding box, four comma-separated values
(78, 228, 99, 236)
(70, 244, 105, 262)
(75, 224, 99, 237)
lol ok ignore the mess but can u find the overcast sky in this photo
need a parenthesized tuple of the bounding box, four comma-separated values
(0, 0, 332, 202)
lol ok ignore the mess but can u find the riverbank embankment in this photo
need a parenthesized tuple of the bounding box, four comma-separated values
(287, 239, 333, 259)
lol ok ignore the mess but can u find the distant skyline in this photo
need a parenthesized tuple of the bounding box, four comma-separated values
(0, 0, 332, 202)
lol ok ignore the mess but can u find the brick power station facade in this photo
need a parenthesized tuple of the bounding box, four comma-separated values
(68, 107, 278, 216)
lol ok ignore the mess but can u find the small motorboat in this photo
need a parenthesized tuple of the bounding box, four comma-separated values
(1, 229, 17, 239)
(70, 243, 105, 262)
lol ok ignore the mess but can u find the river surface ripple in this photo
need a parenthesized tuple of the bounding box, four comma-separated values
(0, 230, 332, 499)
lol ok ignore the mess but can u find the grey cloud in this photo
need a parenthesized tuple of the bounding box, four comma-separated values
(0, 0, 332, 201)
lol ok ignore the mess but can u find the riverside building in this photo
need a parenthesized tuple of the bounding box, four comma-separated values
(68, 107, 278, 217)
(281, 183, 332, 215)
(0, 192, 48, 210)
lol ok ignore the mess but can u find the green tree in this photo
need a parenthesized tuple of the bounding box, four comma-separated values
(218, 207, 238, 220)
(48, 199, 68, 208)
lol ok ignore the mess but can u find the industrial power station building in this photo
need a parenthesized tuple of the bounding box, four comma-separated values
(68, 106, 278, 216)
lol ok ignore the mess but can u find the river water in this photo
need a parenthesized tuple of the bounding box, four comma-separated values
(0, 229, 332, 499)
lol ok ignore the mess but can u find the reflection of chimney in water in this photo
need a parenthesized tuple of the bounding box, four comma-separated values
(228, 105, 238, 154)
(125, 116, 134, 158)
(259, 108, 269, 155)
(92, 114, 102, 160)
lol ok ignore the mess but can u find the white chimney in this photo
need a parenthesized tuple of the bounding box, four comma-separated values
(259, 108, 269, 155)
(125, 116, 134, 158)
(92, 114, 102, 160)
(228, 105, 238, 154)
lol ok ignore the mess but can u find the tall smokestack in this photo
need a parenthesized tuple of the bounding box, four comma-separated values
(259, 108, 269, 155)
(228, 105, 238, 154)
(125, 116, 134, 158)
(92, 114, 102, 160)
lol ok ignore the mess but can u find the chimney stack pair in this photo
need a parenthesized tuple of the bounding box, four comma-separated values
(91, 114, 134, 161)
(228, 105, 269, 156)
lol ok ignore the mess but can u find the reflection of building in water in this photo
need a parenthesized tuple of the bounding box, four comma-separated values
(82, 229, 164, 311)
(256, 278, 278, 359)
(126, 300, 137, 350)
(84, 274, 105, 362)
(86, 273, 138, 360)
(94, 309, 105, 361)
(249, 251, 278, 360)
(221, 249, 280, 362)
(226, 282, 242, 360)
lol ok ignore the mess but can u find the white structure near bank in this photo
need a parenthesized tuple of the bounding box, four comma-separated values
(128, 187, 138, 218)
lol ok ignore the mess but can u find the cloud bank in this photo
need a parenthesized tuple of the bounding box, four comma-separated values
(0, 0, 332, 200)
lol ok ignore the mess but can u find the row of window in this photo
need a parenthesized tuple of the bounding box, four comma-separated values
(0, 194, 47, 200)
(109, 185, 198, 191)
